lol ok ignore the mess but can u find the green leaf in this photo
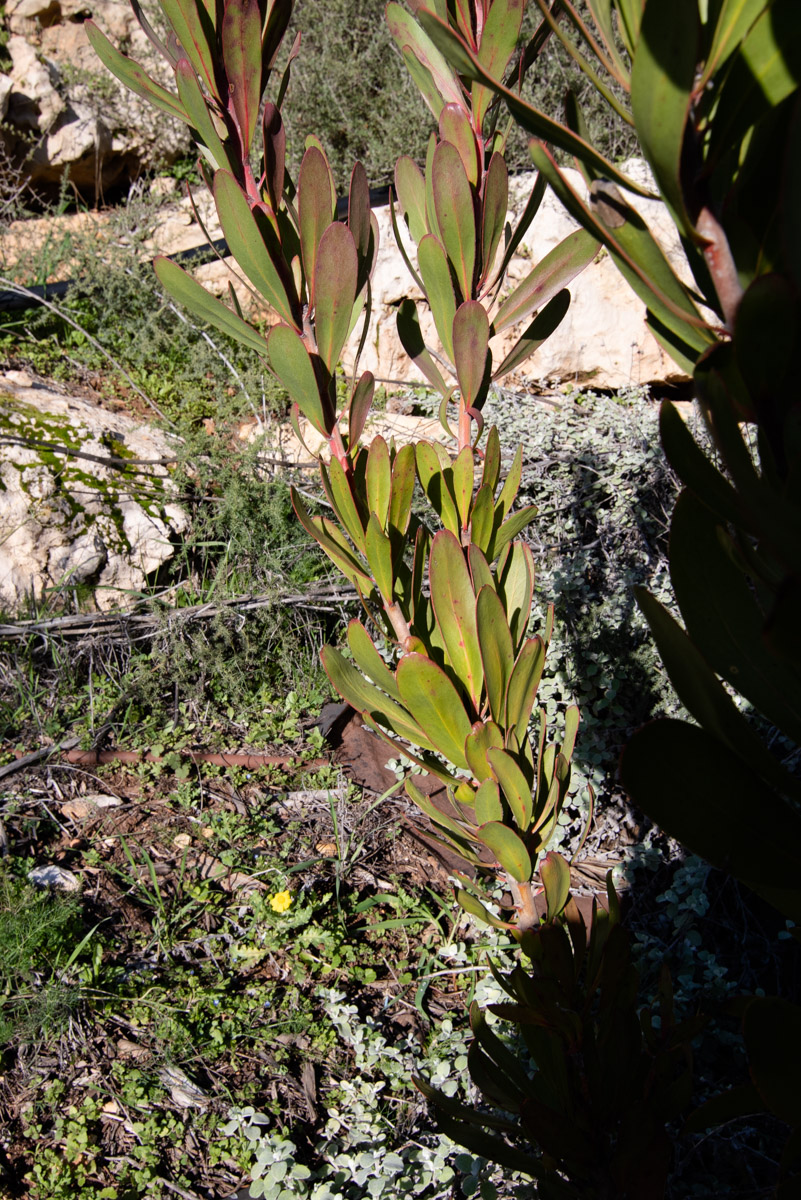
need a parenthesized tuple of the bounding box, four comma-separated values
(528, 142, 715, 366)
(487, 746, 532, 830)
(347, 620, 401, 701)
(456, 886, 514, 929)
(396, 652, 474, 769)
(432, 140, 476, 301)
(389, 443, 416, 539)
(505, 636, 546, 742)
(174, 60, 231, 171)
(496, 541, 535, 650)
(153, 256, 267, 357)
(453, 301, 490, 410)
(298, 146, 336, 303)
(474, 777, 505, 824)
(321, 645, 436, 750)
(482, 425, 501, 493)
(449, 446, 473, 533)
(394, 156, 428, 244)
(468, 543, 494, 595)
(365, 513, 394, 601)
(405, 779, 476, 844)
(476, 821, 532, 882)
(699, 0, 766, 90)
(540, 851, 571, 921)
(430, 530, 483, 709)
(314, 223, 358, 372)
(418, 8, 652, 196)
(621, 720, 801, 922)
(418, 234, 457, 360)
(291, 489, 373, 592)
(324, 457, 366, 555)
(465, 719, 504, 782)
(348, 160, 372, 261)
(387, 2, 464, 120)
(489, 506, 538, 564)
(494, 444, 522, 521)
(267, 324, 331, 436)
(416, 442, 460, 534)
(469, 484, 495, 554)
(347, 371, 374, 448)
(630, 0, 700, 239)
(221, 0, 262, 155)
(476, 584, 514, 725)
(160, 0, 220, 100)
(397, 299, 450, 394)
(366, 435, 392, 527)
(480, 152, 508, 287)
(493, 229, 598, 333)
(493, 291, 571, 380)
(477, 0, 526, 83)
(86, 22, 188, 124)
(560, 704, 580, 764)
(214, 171, 299, 327)
(439, 101, 480, 185)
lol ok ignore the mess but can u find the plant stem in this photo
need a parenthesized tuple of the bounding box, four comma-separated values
(509, 877, 540, 932)
(697, 206, 742, 332)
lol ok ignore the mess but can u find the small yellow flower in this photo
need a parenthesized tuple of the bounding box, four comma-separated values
(269, 890, 292, 913)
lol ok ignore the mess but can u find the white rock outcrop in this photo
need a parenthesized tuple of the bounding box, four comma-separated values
(0, 371, 188, 614)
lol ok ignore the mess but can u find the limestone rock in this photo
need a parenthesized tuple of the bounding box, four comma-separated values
(0, 372, 188, 614)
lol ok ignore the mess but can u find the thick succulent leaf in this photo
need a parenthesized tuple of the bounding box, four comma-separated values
(405, 779, 476, 843)
(86, 22, 188, 123)
(262, 102, 286, 214)
(480, 152, 508, 286)
(487, 746, 532, 830)
(153, 256, 267, 357)
(387, 1, 464, 119)
(321, 645, 436, 750)
(529, 142, 715, 365)
(389, 443, 416, 539)
(449, 446, 473, 531)
(348, 161, 372, 261)
(291, 489, 373, 591)
(365, 435, 392, 527)
(396, 652, 473, 769)
(418, 235, 457, 360)
(347, 619, 401, 702)
(418, 8, 651, 196)
(560, 704, 580, 764)
(324, 457, 366, 555)
(496, 541, 535, 650)
(416, 442, 460, 534)
(313, 222, 358, 372)
(490, 172, 546, 293)
(397, 299, 450, 394)
(267, 324, 331, 435)
(160, 0, 220, 100)
(430, 530, 483, 709)
(394, 156, 428, 244)
(347, 371, 375, 449)
(453, 301, 490, 410)
(630, 0, 700, 239)
(540, 851, 571, 921)
(482, 426, 501, 493)
(474, 778, 504, 824)
(489, 506, 538, 564)
(455, 886, 515, 929)
(476, 584, 514, 725)
(298, 147, 336, 302)
(432, 140, 477, 301)
(494, 444, 522, 521)
(469, 484, 495, 553)
(493, 228, 598, 333)
(263, 0, 293, 71)
(477, 0, 526, 82)
(468, 544, 494, 595)
(439, 102, 480, 185)
(365, 513, 394, 600)
(214, 171, 299, 326)
(506, 636, 546, 742)
(670, 491, 801, 747)
(659, 400, 741, 526)
(621, 719, 801, 922)
(585, 0, 633, 83)
(476, 821, 532, 882)
(493, 290, 571, 380)
(174, 59, 230, 171)
(221, 0, 262, 154)
(466, 719, 504, 781)
(743, 998, 801, 1126)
